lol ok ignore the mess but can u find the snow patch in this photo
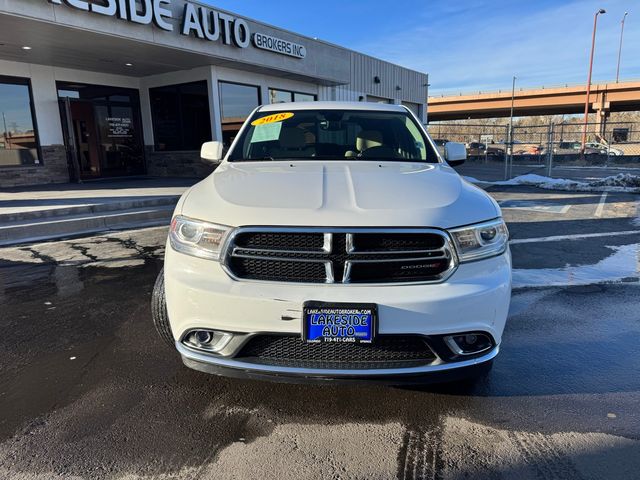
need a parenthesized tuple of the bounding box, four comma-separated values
(513, 244, 640, 288)
(465, 173, 640, 193)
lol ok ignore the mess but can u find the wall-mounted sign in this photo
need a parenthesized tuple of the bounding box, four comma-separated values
(46, 0, 306, 59)
(253, 33, 306, 59)
(181, 3, 250, 47)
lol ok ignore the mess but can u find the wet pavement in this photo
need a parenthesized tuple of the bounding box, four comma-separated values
(0, 187, 639, 479)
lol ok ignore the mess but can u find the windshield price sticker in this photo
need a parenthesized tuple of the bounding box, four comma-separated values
(251, 112, 294, 126)
(252, 123, 283, 142)
(305, 307, 374, 344)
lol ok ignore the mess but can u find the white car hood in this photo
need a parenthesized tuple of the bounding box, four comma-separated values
(181, 161, 499, 229)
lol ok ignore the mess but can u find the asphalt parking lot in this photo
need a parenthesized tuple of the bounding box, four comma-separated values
(0, 185, 639, 479)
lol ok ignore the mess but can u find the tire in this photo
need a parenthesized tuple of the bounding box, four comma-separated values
(151, 268, 175, 347)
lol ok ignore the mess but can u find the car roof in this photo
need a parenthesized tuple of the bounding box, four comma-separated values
(257, 101, 409, 113)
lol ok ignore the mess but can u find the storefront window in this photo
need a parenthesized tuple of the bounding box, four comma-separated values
(220, 82, 260, 147)
(58, 89, 80, 99)
(220, 82, 260, 121)
(294, 92, 316, 103)
(269, 89, 291, 104)
(0, 76, 39, 167)
(150, 81, 211, 151)
(269, 88, 317, 104)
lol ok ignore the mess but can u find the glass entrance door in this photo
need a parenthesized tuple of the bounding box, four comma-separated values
(58, 83, 145, 180)
(69, 100, 101, 178)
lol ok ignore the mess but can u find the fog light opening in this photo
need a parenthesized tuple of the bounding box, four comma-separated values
(183, 330, 233, 353)
(195, 331, 213, 345)
(444, 333, 493, 356)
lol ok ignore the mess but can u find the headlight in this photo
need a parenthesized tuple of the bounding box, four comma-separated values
(169, 216, 233, 261)
(448, 218, 509, 262)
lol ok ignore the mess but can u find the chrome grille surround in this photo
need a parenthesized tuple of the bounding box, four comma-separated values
(221, 227, 459, 285)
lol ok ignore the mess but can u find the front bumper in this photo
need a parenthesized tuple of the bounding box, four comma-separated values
(164, 245, 511, 381)
(177, 341, 499, 385)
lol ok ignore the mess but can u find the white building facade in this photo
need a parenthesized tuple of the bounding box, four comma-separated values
(0, 0, 428, 186)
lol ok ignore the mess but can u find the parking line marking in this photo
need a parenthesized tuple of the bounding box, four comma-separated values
(499, 200, 572, 214)
(594, 193, 608, 218)
(511, 230, 640, 244)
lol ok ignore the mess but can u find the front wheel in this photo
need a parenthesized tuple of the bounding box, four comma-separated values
(151, 268, 175, 347)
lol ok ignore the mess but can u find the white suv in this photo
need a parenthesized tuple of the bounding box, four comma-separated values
(152, 102, 511, 384)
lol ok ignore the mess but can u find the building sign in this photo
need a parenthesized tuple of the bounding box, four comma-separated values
(253, 33, 306, 59)
(181, 3, 250, 47)
(46, 0, 306, 59)
(106, 117, 133, 138)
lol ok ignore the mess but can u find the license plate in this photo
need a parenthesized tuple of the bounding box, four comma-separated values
(303, 302, 377, 344)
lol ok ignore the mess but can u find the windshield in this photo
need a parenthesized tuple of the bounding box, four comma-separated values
(227, 109, 439, 163)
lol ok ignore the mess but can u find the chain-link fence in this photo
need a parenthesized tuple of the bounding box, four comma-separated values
(428, 120, 640, 182)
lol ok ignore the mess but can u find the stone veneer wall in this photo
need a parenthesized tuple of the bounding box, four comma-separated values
(0, 146, 217, 188)
(145, 147, 216, 178)
(0, 145, 70, 188)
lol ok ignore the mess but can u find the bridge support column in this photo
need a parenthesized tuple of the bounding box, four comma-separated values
(593, 100, 610, 141)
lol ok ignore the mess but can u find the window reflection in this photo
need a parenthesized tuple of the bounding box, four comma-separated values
(269, 89, 291, 104)
(269, 88, 317, 104)
(220, 82, 260, 147)
(294, 92, 316, 103)
(0, 77, 39, 167)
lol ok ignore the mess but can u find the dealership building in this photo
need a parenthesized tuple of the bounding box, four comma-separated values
(0, 0, 429, 187)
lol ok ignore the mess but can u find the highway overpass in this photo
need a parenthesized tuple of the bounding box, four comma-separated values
(428, 80, 640, 123)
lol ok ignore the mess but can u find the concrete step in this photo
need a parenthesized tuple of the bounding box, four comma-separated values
(0, 205, 175, 246)
(0, 196, 179, 224)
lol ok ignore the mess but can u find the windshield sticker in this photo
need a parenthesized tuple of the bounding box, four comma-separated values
(251, 112, 294, 126)
(252, 122, 283, 142)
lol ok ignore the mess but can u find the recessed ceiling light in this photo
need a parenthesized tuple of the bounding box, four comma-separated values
(125, 63, 133, 67)
(22, 46, 32, 50)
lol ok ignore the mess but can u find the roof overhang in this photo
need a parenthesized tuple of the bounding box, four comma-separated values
(0, 1, 351, 85)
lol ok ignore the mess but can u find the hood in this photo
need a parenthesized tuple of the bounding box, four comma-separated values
(181, 161, 499, 229)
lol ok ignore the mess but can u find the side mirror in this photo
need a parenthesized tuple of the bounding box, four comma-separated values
(200, 141, 224, 164)
(444, 142, 467, 167)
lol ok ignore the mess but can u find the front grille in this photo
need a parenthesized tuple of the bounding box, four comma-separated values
(236, 335, 437, 369)
(223, 228, 456, 284)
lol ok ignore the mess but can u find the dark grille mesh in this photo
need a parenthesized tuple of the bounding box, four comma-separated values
(349, 259, 451, 283)
(236, 335, 436, 369)
(234, 232, 324, 251)
(229, 257, 326, 283)
(353, 233, 445, 251)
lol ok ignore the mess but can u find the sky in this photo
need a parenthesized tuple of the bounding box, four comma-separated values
(204, 0, 639, 95)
